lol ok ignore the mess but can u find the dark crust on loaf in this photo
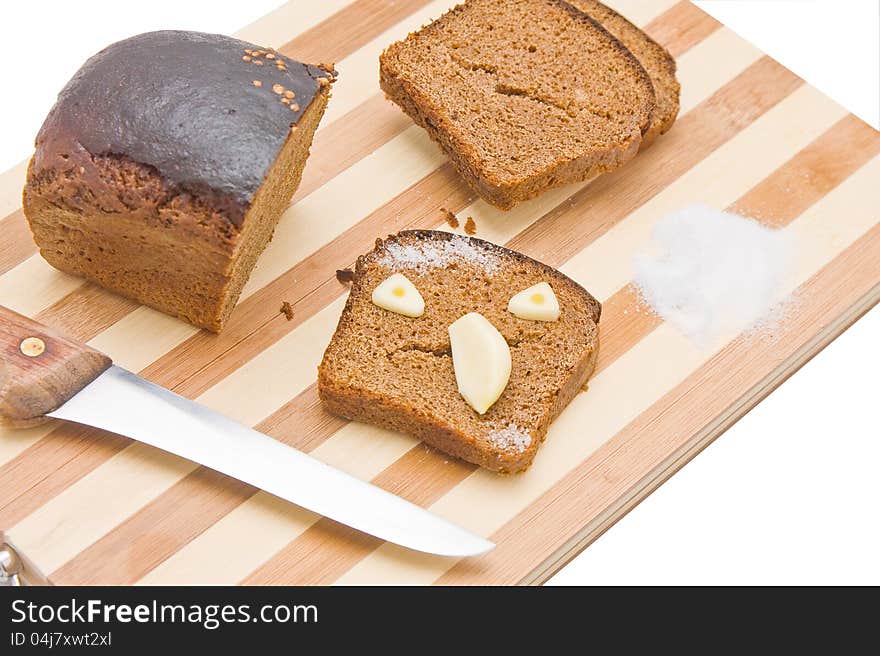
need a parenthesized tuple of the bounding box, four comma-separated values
(30, 30, 335, 227)
(378, 0, 655, 210)
(318, 230, 601, 473)
(23, 80, 332, 331)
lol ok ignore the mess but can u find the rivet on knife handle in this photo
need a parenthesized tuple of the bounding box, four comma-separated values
(0, 305, 112, 427)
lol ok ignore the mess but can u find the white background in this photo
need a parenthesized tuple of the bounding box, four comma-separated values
(1, 1, 877, 585)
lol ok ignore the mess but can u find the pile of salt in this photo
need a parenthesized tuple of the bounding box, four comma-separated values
(634, 204, 792, 346)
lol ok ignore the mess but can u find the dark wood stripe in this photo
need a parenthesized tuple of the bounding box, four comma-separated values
(729, 114, 880, 225)
(277, 0, 432, 65)
(35, 285, 138, 343)
(0, 210, 33, 275)
(646, 0, 721, 59)
(0, 425, 129, 530)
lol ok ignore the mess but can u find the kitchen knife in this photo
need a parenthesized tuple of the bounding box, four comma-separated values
(0, 306, 494, 557)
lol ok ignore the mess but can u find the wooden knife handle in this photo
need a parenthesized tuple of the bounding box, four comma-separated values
(0, 306, 112, 427)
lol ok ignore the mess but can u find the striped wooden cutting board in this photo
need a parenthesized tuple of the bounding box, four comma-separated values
(1, 0, 878, 585)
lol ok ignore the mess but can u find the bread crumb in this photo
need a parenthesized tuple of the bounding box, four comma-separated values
(336, 268, 355, 284)
(441, 207, 459, 228)
(464, 217, 477, 235)
(280, 301, 294, 321)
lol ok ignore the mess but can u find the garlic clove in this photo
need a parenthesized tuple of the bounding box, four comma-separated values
(448, 312, 511, 414)
(371, 273, 425, 317)
(508, 282, 560, 322)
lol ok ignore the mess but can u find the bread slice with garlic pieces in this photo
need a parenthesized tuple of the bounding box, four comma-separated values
(318, 230, 601, 473)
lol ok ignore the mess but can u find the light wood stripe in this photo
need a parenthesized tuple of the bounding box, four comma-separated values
(607, 0, 681, 26)
(0, 160, 28, 218)
(0, 256, 81, 316)
(293, 96, 414, 203)
(334, 156, 880, 584)
(0, 0, 702, 521)
(319, 0, 461, 125)
(235, 108, 870, 585)
(135, 74, 842, 587)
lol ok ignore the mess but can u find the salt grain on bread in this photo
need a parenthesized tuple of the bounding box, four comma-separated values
(318, 230, 601, 473)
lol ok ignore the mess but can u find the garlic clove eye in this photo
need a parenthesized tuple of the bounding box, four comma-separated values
(448, 312, 511, 415)
(508, 282, 560, 321)
(371, 273, 425, 317)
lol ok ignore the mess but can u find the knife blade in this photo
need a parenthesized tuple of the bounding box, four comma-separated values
(0, 306, 493, 558)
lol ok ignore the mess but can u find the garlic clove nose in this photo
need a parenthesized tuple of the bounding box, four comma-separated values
(448, 312, 511, 414)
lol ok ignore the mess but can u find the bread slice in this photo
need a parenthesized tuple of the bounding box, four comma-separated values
(379, 0, 655, 210)
(568, 0, 679, 146)
(318, 231, 601, 473)
(23, 31, 335, 332)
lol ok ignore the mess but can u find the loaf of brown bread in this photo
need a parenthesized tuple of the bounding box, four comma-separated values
(23, 31, 335, 331)
(569, 0, 679, 146)
(318, 231, 601, 473)
(379, 0, 655, 210)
